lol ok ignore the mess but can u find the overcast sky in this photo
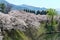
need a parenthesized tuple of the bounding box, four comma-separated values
(5, 0, 60, 9)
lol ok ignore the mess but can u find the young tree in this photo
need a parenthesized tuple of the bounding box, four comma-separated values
(46, 8, 57, 33)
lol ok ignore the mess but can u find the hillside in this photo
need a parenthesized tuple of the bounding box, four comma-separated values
(0, 0, 46, 11)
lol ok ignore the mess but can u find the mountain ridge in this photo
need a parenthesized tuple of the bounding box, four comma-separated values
(0, 0, 47, 11)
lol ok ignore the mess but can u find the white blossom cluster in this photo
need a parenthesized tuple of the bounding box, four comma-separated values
(0, 10, 59, 31)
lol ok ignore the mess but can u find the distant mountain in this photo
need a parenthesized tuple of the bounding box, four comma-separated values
(12, 4, 47, 11)
(0, 0, 47, 11)
(19, 4, 47, 11)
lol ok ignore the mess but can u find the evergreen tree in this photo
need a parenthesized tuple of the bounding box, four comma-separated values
(41, 10, 47, 15)
(36, 10, 41, 15)
(0, 3, 6, 13)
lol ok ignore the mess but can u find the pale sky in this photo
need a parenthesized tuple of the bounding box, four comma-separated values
(5, 0, 60, 9)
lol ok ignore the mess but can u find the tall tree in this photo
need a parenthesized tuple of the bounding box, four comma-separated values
(0, 3, 6, 13)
